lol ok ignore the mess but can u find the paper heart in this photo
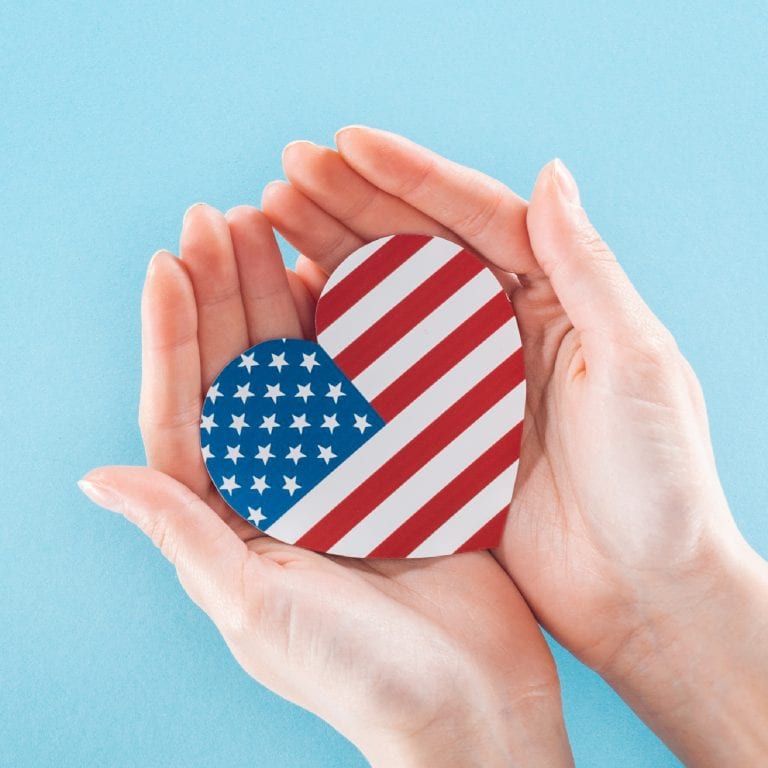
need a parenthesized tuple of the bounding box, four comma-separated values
(200, 234, 525, 558)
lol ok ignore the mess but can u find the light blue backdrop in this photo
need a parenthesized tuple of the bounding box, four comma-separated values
(2, 2, 766, 766)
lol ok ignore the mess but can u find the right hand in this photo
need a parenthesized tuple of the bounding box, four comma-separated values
(264, 127, 768, 765)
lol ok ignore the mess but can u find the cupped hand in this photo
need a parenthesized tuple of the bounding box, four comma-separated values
(263, 129, 768, 765)
(79, 204, 573, 767)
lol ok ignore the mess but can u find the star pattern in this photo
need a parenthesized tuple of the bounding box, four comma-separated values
(234, 383, 255, 404)
(200, 339, 384, 530)
(239, 352, 258, 373)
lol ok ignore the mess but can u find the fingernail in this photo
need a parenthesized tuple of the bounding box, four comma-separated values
(262, 179, 287, 197)
(77, 477, 120, 511)
(146, 250, 164, 277)
(334, 124, 369, 145)
(183, 202, 207, 221)
(552, 159, 580, 205)
(282, 139, 315, 162)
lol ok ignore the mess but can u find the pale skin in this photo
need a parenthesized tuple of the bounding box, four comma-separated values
(79, 127, 768, 766)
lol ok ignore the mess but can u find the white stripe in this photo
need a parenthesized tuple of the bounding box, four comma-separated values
(351, 270, 505, 401)
(408, 464, 518, 558)
(264, 320, 516, 543)
(327, 383, 525, 557)
(322, 235, 393, 292)
(318, 237, 464, 358)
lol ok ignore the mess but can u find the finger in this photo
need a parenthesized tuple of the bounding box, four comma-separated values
(261, 179, 365, 275)
(138, 250, 208, 499)
(79, 466, 251, 631)
(180, 203, 249, 389)
(294, 254, 327, 301)
(281, 140, 456, 264)
(225, 205, 303, 343)
(264, 174, 517, 295)
(335, 125, 539, 277)
(285, 268, 317, 340)
(527, 159, 659, 340)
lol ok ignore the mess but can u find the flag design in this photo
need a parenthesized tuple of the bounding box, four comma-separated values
(201, 234, 525, 558)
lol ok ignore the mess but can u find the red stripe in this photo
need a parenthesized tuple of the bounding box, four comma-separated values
(372, 292, 514, 421)
(333, 250, 484, 380)
(367, 422, 522, 558)
(316, 234, 432, 334)
(454, 507, 510, 553)
(294, 351, 525, 552)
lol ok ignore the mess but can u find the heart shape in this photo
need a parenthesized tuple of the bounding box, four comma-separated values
(200, 234, 525, 558)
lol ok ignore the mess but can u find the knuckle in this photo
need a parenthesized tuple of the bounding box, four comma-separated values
(452, 184, 506, 239)
(336, 183, 378, 223)
(139, 395, 202, 433)
(392, 152, 435, 199)
(146, 514, 177, 563)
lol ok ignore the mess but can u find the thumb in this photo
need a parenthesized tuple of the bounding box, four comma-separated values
(78, 465, 249, 630)
(527, 159, 658, 341)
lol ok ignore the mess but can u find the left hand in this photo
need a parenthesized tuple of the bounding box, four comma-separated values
(79, 204, 573, 767)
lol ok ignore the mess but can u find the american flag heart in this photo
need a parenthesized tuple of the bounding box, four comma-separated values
(201, 234, 525, 558)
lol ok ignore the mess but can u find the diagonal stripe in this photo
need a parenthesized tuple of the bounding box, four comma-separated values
(329, 389, 523, 557)
(350, 270, 507, 402)
(454, 507, 509, 554)
(408, 468, 517, 558)
(263, 322, 516, 543)
(294, 351, 524, 552)
(332, 251, 484, 380)
(318, 237, 464, 358)
(372, 292, 515, 420)
(365, 421, 522, 558)
(316, 234, 429, 334)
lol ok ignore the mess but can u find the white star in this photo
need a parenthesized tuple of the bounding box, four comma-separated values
(206, 383, 223, 403)
(200, 413, 217, 433)
(229, 413, 249, 435)
(282, 475, 301, 496)
(259, 413, 280, 434)
(247, 506, 266, 525)
(264, 383, 284, 403)
(295, 382, 314, 402)
(353, 414, 372, 434)
(250, 475, 270, 494)
(220, 475, 240, 495)
(289, 413, 311, 434)
(255, 444, 275, 465)
(238, 352, 258, 373)
(317, 445, 337, 464)
(326, 382, 346, 403)
(285, 444, 306, 464)
(269, 352, 289, 372)
(224, 444, 244, 464)
(321, 413, 340, 433)
(300, 352, 320, 373)
(233, 382, 255, 404)
(201, 444, 214, 460)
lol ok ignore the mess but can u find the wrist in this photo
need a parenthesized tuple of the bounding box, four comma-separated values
(356, 680, 573, 768)
(599, 530, 768, 765)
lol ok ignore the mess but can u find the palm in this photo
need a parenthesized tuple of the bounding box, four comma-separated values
(138, 201, 558, 736)
(261, 135, 692, 668)
(269, 130, 730, 673)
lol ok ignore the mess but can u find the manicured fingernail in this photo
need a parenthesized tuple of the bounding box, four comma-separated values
(146, 250, 164, 277)
(183, 202, 208, 221)
(78, 477, 121, 511)
(282, 139, 315, 162)
(552, 158, 580, 205)
(334, 124, 369, 144)
(262, 179, 287, 196)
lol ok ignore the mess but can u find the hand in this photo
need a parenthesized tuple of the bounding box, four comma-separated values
(263, 127, 768, 765)
(79, 205, 574, 767)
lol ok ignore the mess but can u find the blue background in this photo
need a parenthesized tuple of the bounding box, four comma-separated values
(2, 2, 766, 765)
